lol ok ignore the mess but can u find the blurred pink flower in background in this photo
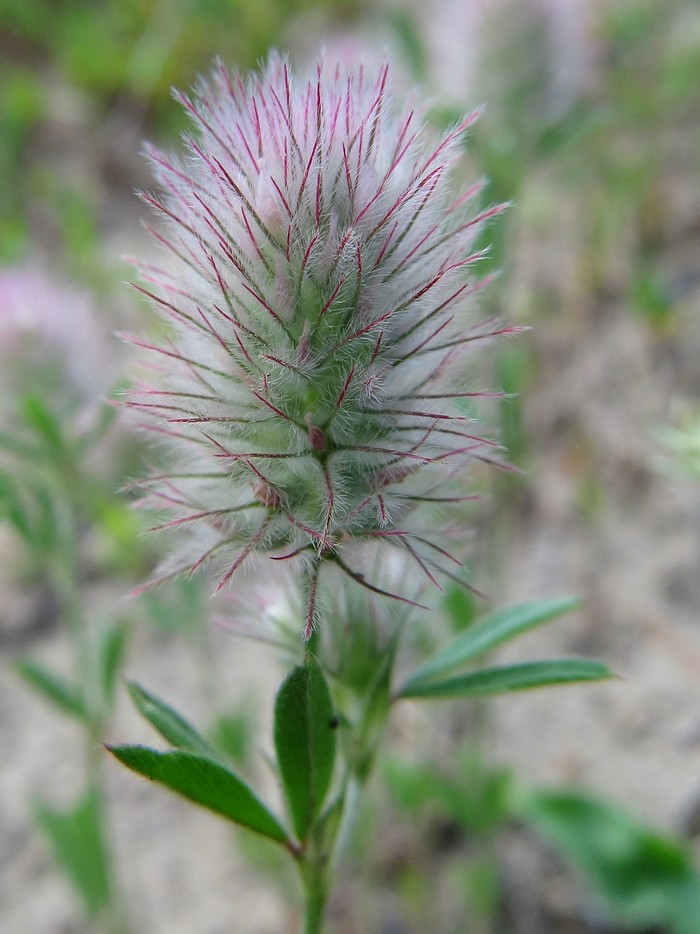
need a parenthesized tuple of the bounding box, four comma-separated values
(0, 265, 113, 419)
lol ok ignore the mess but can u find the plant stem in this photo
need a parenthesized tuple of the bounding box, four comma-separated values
(300, 694, 392, 931)
(52, 543, 128, 934)
(303, 879, 328, 934)
(299, 824, 331, 934)
(297, 622, 399, 932)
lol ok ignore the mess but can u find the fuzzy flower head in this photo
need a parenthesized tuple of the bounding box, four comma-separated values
(126, 54, 514, 637)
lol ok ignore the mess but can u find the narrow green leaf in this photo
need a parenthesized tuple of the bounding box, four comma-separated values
(34, 483, 63, 554)
(96, 619, 128, 708)
(318, 794, 345, 842)
(34, 786, 112, 919)
(126, 682, 216, 757)
(107, 745, 289, 845)
(517, 788, 700, 934)
(21, 392, 66, 454)
(15, 657, 86, 719)
(401, 597, 581, 692)
(442, 585, 477, 632)
(273, 660, 336, 842)
(0, 469, 33, 543)
(398, 659, 613, 700)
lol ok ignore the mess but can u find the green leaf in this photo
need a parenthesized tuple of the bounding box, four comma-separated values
(273, 660, 336, 842)
(400, 597, 581, 693)
(517, 788, 700, 934)
(318, 793, 345, 843)
(14, 657, 86, 719)
(20, 392, 66, 455)
(126, 682, 216, 757)
(398, 659, 613, 700)
(384, 748, 512, 835)
(0, 468, 33, 543)
(34, 786, 112, 919)
(96, 618, 128, 709)
(107, 745, 289, 845)
(442, 584, 477, 633)
(35, 483, 64, 553)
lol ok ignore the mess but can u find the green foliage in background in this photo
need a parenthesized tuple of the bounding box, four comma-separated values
(34, 785, 115, 922)
(2, 0, 699, 929)
(518, 788, 700, 934)
(383, 750, 700, 933)
(0, 0, 365, 265)
(0, 0, 360, 112)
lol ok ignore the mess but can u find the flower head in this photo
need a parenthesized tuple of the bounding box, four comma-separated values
(126, 54, 514, 637)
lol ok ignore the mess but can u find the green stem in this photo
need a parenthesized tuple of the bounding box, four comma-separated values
(51, 544, 128, 934)
(297, 751, 366, 932)
(300, 697, 392, 931)
(299, 818, 332, 934)
(297, 619, 400, 933)
(302, 877, 328, 934)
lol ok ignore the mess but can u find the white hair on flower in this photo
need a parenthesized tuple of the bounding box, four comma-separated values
(124, 53, 517, 638)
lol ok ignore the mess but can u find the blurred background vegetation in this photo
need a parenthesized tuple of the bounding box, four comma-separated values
(1, 0, 700, 932)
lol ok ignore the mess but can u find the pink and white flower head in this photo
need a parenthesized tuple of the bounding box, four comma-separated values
(125, 53, 515, 638)
(0, 265, 110, 419)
